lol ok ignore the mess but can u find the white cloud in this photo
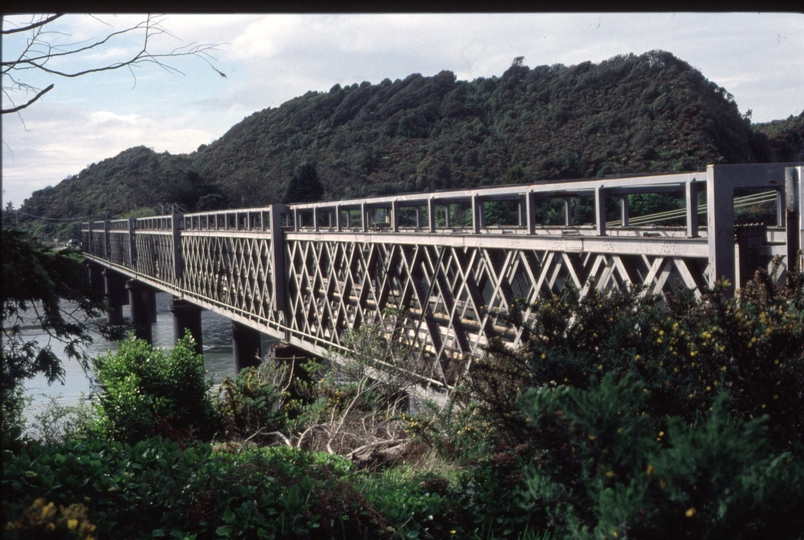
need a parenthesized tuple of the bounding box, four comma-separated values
(3, 12, 803, 208)
(2, 102, 216, 207)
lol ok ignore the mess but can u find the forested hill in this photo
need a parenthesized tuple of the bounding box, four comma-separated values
(17, 50, 804, 239)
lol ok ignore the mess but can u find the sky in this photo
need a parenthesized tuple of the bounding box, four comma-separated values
(2, 12, 803, 210)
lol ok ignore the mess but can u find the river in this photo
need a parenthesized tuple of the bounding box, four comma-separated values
(20, 292, 277, 419)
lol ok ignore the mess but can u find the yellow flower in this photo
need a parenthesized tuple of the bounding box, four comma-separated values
(646, 465, 654, 476)
(685, 508, 697, 517)
(67, 519, 79, 530)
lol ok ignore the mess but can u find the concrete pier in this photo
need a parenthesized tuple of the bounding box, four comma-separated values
(232, 321, 262, 371)
(169, 298, 203, 354)
(126, 280, 156, 343)
(103, 269, 128, 325)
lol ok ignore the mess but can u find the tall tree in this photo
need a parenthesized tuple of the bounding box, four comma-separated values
(282, 163, 324, 204)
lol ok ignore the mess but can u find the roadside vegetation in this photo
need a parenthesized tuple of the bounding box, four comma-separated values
(4, 229, 804, 539)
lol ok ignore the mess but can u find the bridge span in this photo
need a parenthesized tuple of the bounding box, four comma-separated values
(81, 163, 803, 390)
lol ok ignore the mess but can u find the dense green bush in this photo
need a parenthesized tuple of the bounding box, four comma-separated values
(92, 332, 220, 442)
(216, 361, 291, 442)
(468, 276, 804, 453)
(518, 374, 804, 539)
(2, 437, 394, 539)
(435, 270, 804, 538)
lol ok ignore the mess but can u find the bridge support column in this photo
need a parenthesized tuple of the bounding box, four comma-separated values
(232, 321, 262, 371)
(126, 280, 156, 344)
(169, 298, 203, 354)
(103, 269, 128, 325)
(87, 261, 106, 297)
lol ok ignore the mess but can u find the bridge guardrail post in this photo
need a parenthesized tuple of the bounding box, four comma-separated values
(128, 217, 136, 268)
(87, 221, 93, 254)
(526, 192, 536, 234)
(104, 219, 111, 259)
(270, 204, 288, 316)
(172, 213, 182, 281)
(621, 196, 630, 227)
(785, 166, 803, 272)
(595, 186, 606, 236)
(707, 165, 734, 291)
(685, 180, 700, 237)
(472, 194, 481, 233)
(564, 197, 573, 226)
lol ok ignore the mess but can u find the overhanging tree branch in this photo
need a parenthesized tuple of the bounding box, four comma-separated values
(1, 13, 63, 35)
(2, 14, 224, 115)
(2, 83, 53, 114)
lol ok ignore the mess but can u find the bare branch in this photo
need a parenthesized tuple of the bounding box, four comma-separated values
(2, 84, 54, 115)
(2, 14, 64, 35)
(3, 14, 224, 116)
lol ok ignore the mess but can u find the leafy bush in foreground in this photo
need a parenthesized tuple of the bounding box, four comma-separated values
(91, 332, 220, 443)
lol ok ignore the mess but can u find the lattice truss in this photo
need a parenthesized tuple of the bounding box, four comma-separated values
(87, 232, 106, 258)
(181, 234, 282, 326)
(134, 232, 176, 283)
(285, 239, 709, 385)
(107, 232, 131, 267)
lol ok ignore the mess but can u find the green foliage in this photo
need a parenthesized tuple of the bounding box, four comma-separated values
(518, 375, 804, 539)
(92, 332, 220, 443)
(468, 277, 804, 453)
(282, 162, 324, 204)
(216, 361, 291, 442)
(27, 395, 97, 446)
(2, 437, 393, 540)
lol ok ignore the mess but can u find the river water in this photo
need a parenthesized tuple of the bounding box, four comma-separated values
(20, 292, 276, 419)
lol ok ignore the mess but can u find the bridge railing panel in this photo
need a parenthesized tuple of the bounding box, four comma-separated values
(180, 231, 283, 329)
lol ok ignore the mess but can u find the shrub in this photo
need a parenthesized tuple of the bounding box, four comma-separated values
(92, 331, 220, 442)
(27, 395, 97, 445)
(518, 373, 804, 539)
(216, 361, 291, 442)
(467, 276, 804, 453)
(4, 498, 96, 540)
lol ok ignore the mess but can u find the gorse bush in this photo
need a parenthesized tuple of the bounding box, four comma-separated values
(216, 361, 291, 442)
(518, 374, 804, 539)
(92, 331, 220, 442)
(444, 270, 804, 538)
(468, 275, 804, 453)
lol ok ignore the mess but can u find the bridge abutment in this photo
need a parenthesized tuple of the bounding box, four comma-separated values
(169, 298, 204, 354)
(126, 280, 156, 343)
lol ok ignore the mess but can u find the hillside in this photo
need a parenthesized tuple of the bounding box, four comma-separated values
(16, 50, 803, 240)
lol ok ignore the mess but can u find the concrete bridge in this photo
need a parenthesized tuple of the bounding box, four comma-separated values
(81, 163, 804, 391)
